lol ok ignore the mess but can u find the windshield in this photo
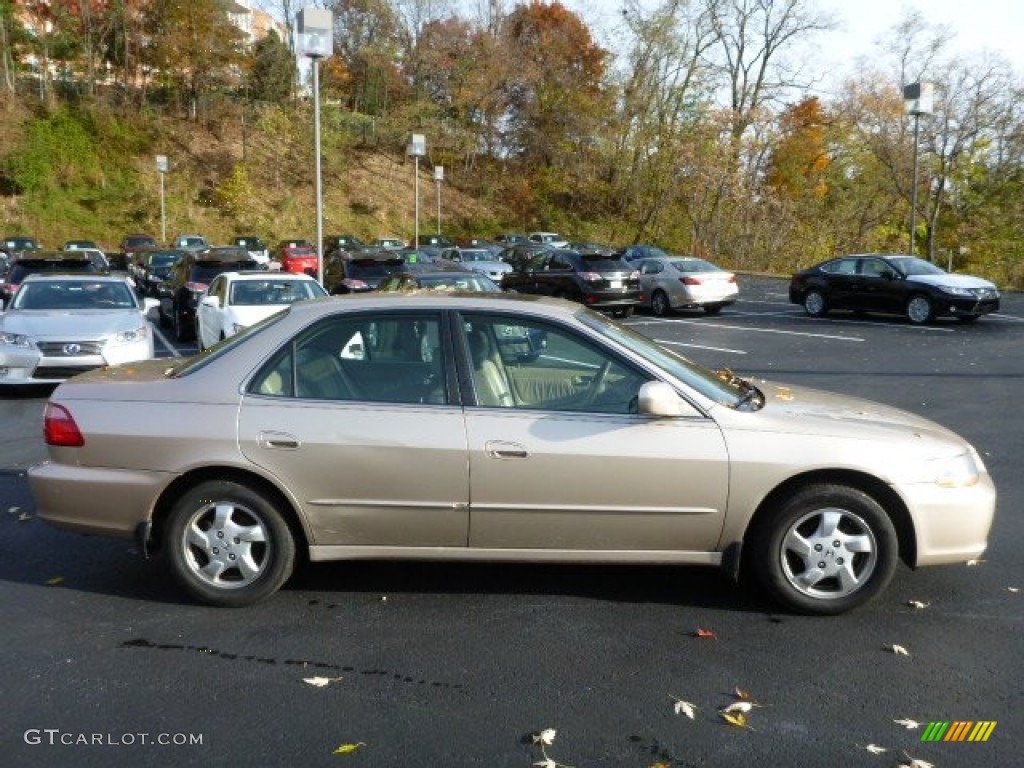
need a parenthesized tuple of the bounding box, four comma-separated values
(125, 237, 156, 248)
(580, 310, 745, 407)
(229, 279, 326, 305)
(14, 280, 136, 310)
(149, 252, 180, 267)
(887, 256, 947, 276)
(459, 250, 493, 262)
(349, 259, 406, 278)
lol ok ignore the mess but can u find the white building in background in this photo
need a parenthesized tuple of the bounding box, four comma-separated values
(225, 1, 288, 47)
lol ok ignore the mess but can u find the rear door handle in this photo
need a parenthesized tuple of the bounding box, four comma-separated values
(258, 431, 300, 449)
(485, 440, 529, 459)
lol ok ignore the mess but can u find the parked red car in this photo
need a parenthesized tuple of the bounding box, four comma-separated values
(276, 240, 318, 276)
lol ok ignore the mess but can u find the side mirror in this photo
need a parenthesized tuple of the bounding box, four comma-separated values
(637, 381, 701, 418)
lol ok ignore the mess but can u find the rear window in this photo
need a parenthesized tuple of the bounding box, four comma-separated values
(125, 236, 157, 248)
(190, 260, 259, 283)
(348, 259, 407, 278)
(9, 259, 98, 282)
(671, 259, 719, 273)
(580, 253, 631, 270)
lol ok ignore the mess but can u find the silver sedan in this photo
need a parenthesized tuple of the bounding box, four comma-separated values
(636, 256, 739, 315)
(0, 274, 157, 386)
(30, 294, 994, 613)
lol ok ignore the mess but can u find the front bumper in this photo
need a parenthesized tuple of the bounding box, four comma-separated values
(896, 471, 996, 566)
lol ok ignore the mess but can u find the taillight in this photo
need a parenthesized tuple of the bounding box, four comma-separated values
(343, 279, 369, 290)
(727, 275, 737, 283)
(185, 281, 209, 294)
(43, 403, 84, 447)
(681, 276, 703, 286)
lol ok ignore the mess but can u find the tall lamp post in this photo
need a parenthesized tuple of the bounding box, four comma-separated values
(407, 135, 426, 248)
(155, 155, 168, 245)
(298, 8, 333, 284)
(903, 82, 933, 257)
(433, 166, 444, 234)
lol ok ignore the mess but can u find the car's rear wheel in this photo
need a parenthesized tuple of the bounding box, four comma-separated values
(906, 294, 934, 325)
(165, 480, 296, 607)
(651, 290, 671, 317)
(748, 483, 898, 615)
(802, 289, 828, 317)
(703, 304, 723, 315)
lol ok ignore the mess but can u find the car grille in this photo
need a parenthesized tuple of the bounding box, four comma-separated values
(37, 341, 105, 357)
(33, 365, 100, 380)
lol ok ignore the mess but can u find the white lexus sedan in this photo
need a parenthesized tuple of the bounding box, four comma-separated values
(0, 274, 157, 387)
(195, 271, 327, 350)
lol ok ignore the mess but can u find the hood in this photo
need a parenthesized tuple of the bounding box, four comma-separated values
(2, 309, 146, 337)
(732, 380, 966, 453)
(906, 273, 996, 291)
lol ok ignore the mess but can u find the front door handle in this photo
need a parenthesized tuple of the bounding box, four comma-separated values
(258, 431, 300, 449)
(485, 440, 529, 459)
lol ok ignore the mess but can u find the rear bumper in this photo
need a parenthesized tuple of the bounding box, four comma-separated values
(30, 460, 174, 539)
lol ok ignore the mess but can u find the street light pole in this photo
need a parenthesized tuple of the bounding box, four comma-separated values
(155, 155, 168, 245)
(408, 135, 426, 249)
(903, 82, 933, 258)
(298, 8, 333, 284)
(434, 166, 443, 234)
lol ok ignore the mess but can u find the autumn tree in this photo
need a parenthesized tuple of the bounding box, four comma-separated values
(766, 97, 829, 199)
(145, 0, 246, 120)
(331, 0, 406, 115)
(248, 28, 294, 104)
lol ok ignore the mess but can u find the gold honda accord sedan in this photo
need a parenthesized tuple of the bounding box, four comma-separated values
(30, 293, 995, 613)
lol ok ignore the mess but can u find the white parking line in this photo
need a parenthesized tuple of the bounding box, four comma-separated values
(151, 323, 181, 358)
(655, 339, 747, 355)
(990, 313, 1024, 323)
(629, 318, 864, 342)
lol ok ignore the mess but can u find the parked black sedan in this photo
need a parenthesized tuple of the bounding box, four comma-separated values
(501, 248, 641, 317)
(789, 254, 1000, 324)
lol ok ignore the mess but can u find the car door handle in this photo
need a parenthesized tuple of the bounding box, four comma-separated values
(485, 440, 529, 459)
(258, 431, 300, 449)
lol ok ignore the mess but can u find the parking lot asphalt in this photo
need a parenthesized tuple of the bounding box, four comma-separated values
(1, 275, 1021, 767)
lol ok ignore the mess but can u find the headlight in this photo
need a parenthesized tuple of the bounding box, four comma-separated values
(114, 325, 150, 343)
(0, 332, 32, 348)
(930, 452, 980, 488)
(942, 285, 974, 297)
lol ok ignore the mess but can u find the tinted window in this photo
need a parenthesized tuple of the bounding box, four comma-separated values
(580, 253, 630, 270)
(189, 260, 258, 283)
(347, 259, 407, 278)
(9, 259, 98, 282)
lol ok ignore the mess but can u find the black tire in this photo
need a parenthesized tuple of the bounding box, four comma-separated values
(165, 479, 296, 607)
(802, 289, 828, 318)
(613, 305, 635, 318)
(650, 290, 671, 317)
(906, 294, 934, 325)
(703, 304, 723, 315)
(747, 483, 898, 615)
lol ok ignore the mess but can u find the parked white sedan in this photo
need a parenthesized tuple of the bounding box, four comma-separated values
(0, 274, 157, 386)
(195, 271, 327, 350)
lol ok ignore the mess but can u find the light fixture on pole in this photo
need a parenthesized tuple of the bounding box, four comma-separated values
(903, 82, 933, 257)
(155, 155, 169, 245)
(433, 166, 444, 235)
(298, 7, 333, 284)
(407, 135, 426, 249)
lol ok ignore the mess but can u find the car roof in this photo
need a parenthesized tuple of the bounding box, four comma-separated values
(288, 291, 568, 318)
(221, 271, 317, 281)
(22, 272, 128, 284)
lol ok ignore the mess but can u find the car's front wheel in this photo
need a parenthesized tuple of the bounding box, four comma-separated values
(802, 289, 828, 318)
(748, 483, 898, 615)
(906, 294, 935, 325)
(165, 480, 296, 607)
